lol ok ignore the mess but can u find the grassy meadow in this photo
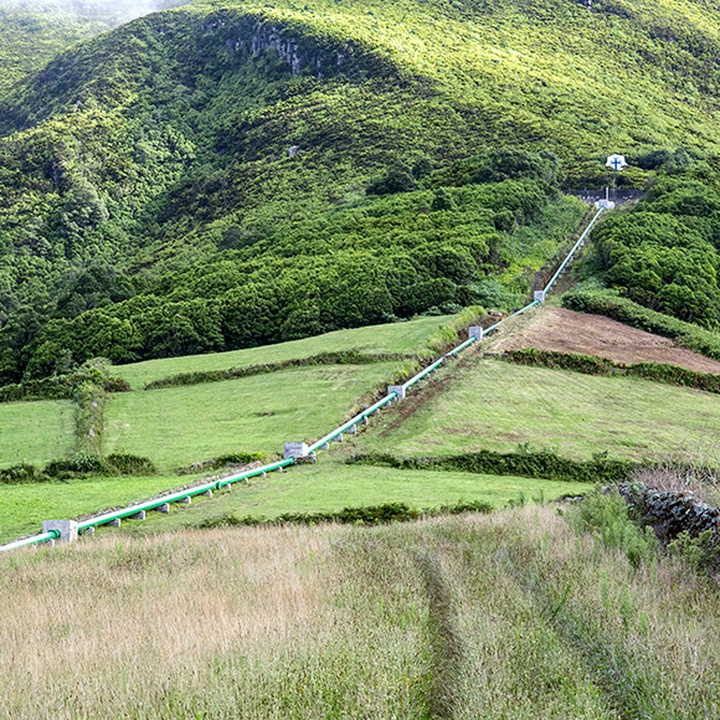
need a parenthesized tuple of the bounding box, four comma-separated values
(114, 315, 455, 389)
(104, 362, 403, 472)
(359, 356, 720, 462)
(0, 475, 179, 545)
(0, 399, 74, 468)
(3, 505, 720, 718)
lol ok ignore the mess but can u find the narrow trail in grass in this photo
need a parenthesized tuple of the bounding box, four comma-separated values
(417, 550, 464, 720)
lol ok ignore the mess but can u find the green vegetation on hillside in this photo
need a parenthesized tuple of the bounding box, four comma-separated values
(6, 0, 720, 381)
(0, 398, 74, 466)
(582, 159, 720, 327)
(0, 1, 191, 96)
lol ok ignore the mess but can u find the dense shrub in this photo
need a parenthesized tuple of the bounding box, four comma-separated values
(44, 452, 157, 480)
(567, 489, 658, 569)
(0, 464, 50, 485)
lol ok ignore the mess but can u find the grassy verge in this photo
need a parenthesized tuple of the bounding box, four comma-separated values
(357, 358, 720, 462)
(3, 506, 720, 718)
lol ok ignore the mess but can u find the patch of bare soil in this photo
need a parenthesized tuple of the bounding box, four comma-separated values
(489, 306, 720, 375)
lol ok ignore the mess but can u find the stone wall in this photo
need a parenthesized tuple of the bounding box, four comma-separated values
(618, 482, 720, 543)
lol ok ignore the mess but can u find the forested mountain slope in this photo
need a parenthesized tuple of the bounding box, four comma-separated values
(2, 0, 720, 382)
(0, 1, 191, 96)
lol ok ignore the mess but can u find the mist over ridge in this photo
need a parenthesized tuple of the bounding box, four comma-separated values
(0, 0, 191, 23)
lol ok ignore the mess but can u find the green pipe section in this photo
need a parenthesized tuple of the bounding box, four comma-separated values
(403, 356, 445, 391)
(307, 393, 397, 453)
(543, 207, 604, 294)
(445, 336, 477, 358)
(76, 458, 295, 531)
(0, 530, 59, 553)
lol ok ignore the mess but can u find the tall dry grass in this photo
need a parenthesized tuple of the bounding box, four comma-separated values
(3, 507, 720, 718)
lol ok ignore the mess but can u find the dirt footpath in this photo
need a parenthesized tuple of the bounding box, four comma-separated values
(488, 306, 720, 375)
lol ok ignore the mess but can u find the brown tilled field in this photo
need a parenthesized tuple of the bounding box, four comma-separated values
(490, 306, 720, 374)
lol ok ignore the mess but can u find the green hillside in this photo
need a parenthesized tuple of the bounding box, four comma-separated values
(4, 0, 720, 383)
(0, 1, 191, 96)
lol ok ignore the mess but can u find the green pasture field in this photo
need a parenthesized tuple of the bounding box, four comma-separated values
(104, 362, 405, 472)
(0, 399, 74, 469)
(113, 459, 589, 536)
(115, 314, 456, 389)
(0, 474, 185, 544)
(0, 458, 588, 544)
(358, 358, 720, 463)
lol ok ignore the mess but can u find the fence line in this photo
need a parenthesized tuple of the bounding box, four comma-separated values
(0, 207, 603, 552)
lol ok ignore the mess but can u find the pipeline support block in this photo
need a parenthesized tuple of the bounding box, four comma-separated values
(284, 442, 309, 459)
(468, 326, 483, 341)
(42, 520, 78, 544)
(388, 385, 406, 400)
(534, 290, 546, 303)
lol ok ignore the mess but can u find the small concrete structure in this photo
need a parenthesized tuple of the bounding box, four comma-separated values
(284, 442, 309, 459)
(332, 434, 343, 443)
(128, 511, 146, 521)
(177, 496, 191, 505)
(107, 518, 121, 528)
(534, 290, 546, 303)
(346, 425, 357, 435)
(468, 326, 483, 341)
(154, 503, 170, 513)
(202, 489, 213, 497)
(80, 526, 95, 536)
(321, 443, 330, 451)
(388, 385, 406, 400)
(42, 520, 78, 544)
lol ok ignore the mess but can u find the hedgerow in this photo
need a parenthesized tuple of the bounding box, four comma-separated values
(502, 348, 720, 393)
(196, 499, 493, 529)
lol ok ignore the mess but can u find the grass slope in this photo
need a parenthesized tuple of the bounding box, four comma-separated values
(358, 356, 720, 462)
(3, 506, 720, 718)
(0, 398, 74, 468)
(105, 362, 402, 471)
(115, 313, 455, 388)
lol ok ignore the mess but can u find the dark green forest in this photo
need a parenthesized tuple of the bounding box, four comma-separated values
(3, 0, 720, 383)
